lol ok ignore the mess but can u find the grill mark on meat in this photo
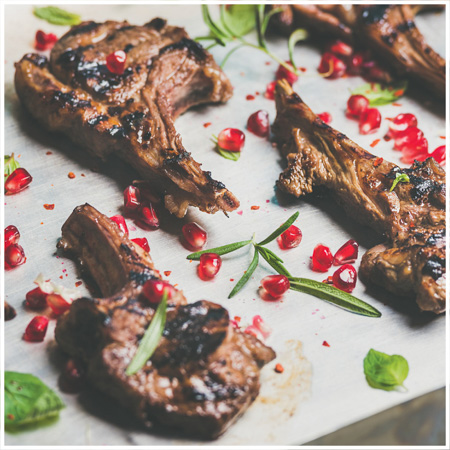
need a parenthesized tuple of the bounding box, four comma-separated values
(88, 114, 109, 126)
(360, 5, 391, 24)
(54, 204, 275, 438)
(50, 90, 92, 109)
(23, 53, 48, 68)
(159, 37, 208, 61)
(64, 21, 102, 38)
(273, 80, 446, 314)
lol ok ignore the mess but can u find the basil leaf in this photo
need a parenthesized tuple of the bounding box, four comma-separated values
(217, 148, 241, 161)
(34, 6, 81, 26)
(258, 211, 299, 245)
(288, 278, 381, 317)
(5, 371, 64, 429)
(351, 80, 408, 106)
(288, 28, 308, 72)
(126, 292, 168, 375)
(228, 249, 259, 298)
(364, 349, 409, 391)
(221, 4, 256, 38)
(4, 154, 20, 180)
(187, 239, 252, 260)
(257, 247, 291, 277)
(390, 173, 410, 192)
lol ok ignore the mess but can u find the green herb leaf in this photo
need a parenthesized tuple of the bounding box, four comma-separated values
(187, 239, 252, 260)
(288, 278, 382, 317)
(288, 28, 308, 72)
(228, 249, 259, 298)
(258, 211, 299, 246)
(126, 292, 168, 375)
(33, 6, 81, 26)
(221, 4, 256, 38)
(4, 154, 20, 180)
(363, 349, 409, 391)
(217, 147, 241, 161)
(257, 246, 292, 277)
(5, 371, 64, 430)
(390, 173, 410, 192)
(351, 80, 408, 106)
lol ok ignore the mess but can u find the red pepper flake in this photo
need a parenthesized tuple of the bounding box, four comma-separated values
(230, 278, 234, 282)
(203, 122, 212, 128)
(59, 275, 63, 279)
(234, 316, 241, 323)
(275, 363, 284, 373)
(373, 157, 384, 167)
(440, 136, 446, 139)
(299, 67, 307, 72)
(164, 270, 172, 277)
(68, 172, 76, 179)
(394, 89, 404, 97)
(40, 222, 44, 225)
(251, 205, 260, 210)
(75, 281, 83, 287)
(255, 91, 260, 96)
(46, 151, 53, 155)
(43, 204, 55, 210)
(322, 340, 330, 347)
(81, 173, 86, 177)
(409, 222, 415, 228)
(383, 134, 392, 141)
(265, 61, 271, 65)
(392, 102, 402, 107)
(322, 276, 333, 284)
(370, 139, 380, 148)
(246, 94, 255, 101)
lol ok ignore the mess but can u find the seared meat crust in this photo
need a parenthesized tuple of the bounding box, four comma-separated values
(55, 204, 275, 439)
(273, 80, 446, 314)
(15, 19, 239, 217)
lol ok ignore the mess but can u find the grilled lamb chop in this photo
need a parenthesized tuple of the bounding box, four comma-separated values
(14, 19, 239, 218)
(270, 4, 445, 98)
(273, 80, 445, 314)
(55, 204, 275, 439)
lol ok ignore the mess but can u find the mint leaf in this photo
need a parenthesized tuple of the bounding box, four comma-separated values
(34, 6, 81, 26)
(390, 173, 410, 192)
(217, 148, 241, 161)
(4, 154, 20, 179)
(364, 349, 409, 391)
(5, 371, 64, 430)
(221, 4, 256, 38)
(351, 80, 408, 106)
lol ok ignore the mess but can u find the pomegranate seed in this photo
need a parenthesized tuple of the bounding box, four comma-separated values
(275, 363, 284, 373)
(318, 52, 347, 79)
(275, 61, 298, 85)
(106, 50, 126, 75)
(327, 40, 353, 58)
(317, 112, 332, 124)
(35, 30, 58, 51)
(109, 215, 129, 236)
(244, 325, 264, 340)
(261, 275, 290, 299)
(332, 264, 357, 293)
(394, 126, 424, 152)
(347, 95, 369, 119)
(311, 244, 333, 272)
(429, 145, 446, 165)
(400, 137, 429, 164)
(5, 244, 26, 269)
(265, 81, 276, 100)
(5, 168, 33, 195)
(359, 108, 381, 134)
(61, 359, 85, 393)
(252, 315, 272, 339)
(277, 225, 302, 249)
(198, 253, 222, 280)
(4, 225, 20, 248)
(25, 287, 48, 310)
(333, 239, 359, 265)
(123, 185, 141, 211)
(217, 128, 245, 152)
(23, 316, 49, 342)
(247, 110, 270, 138)
(142, 279, 174, 304)
(347, 52, 364, 75)
(131, 237, 150, 252)
(138, 202, 160, 229)
(388, 113, 418, 137)
(47, 294, 71, 315)
(182, 222, 207, 250)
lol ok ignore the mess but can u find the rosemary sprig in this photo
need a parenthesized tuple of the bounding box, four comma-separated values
(196, 5, 308, 75)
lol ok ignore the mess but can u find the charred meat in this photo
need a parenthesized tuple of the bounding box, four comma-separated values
(55, 204, 275, 439)
(15, 19, 239, 218)
(4, 302, 17, 321)
(273, 80, 445, 314)
(270, 4, 445, 98)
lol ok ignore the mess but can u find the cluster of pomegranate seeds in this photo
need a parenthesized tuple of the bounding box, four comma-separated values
(332, 264, 357, 293)
(182, 222, 207, 250)
(333, 239, 359, 265)
(23, 316, 49, 342)
(110, 215, 129, 236)
(4, 225, 26, 270)
(275, 61, 298, 85)
(311, 244, 333, 272)
(217, 128, 246, 152)
(277, 224, 303, 250)
(318, 52, 347, 79)
(142, 279, 175, 304)
(247, 110, 270, 138)
(35, 30, 58, 51)
(346, 94, 381, 135)
(122, 185, 160, 229)
(317, 112, 332, 124)
(198, 253, 222, 280)
(131, 237, 150, 252)
(244, 315, 272, 341)
(106, 50, 127, 75)
(260, 275, 290, 300)
(5, 168, 33, 195)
